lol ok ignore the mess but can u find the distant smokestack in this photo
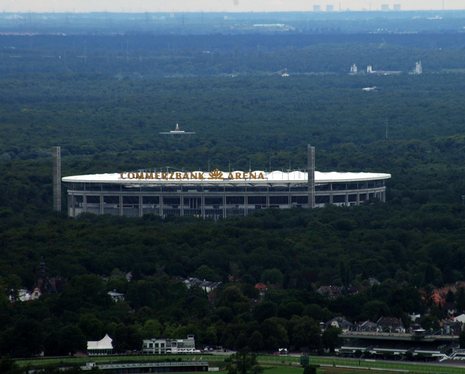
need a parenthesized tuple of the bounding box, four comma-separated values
(52, 146, 62, 212)
(308, 145, 315, 209)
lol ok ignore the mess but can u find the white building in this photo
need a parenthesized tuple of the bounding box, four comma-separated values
(142, 335, 196, 354)
(350, 64, 358, 74)
(87, 334, 113, 356)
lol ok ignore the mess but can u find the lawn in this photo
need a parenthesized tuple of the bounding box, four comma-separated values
(14, 353, 465, 374)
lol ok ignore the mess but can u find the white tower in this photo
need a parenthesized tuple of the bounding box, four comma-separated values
(350, 64, 358, 74)
(367, 65, 373, 74)
(414, 61, 423, 75)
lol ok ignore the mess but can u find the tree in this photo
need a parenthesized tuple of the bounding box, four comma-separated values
(0, 357, 22, 374)
(322, 327, 341, 352)
(225, 351, 263, 374)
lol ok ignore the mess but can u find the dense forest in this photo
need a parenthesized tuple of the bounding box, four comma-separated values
(2, 21, 465, 357)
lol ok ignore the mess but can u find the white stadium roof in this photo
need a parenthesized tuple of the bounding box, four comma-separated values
(63, 170, 391, 184)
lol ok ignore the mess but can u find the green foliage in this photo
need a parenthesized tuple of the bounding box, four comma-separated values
(225, 352, 263, 374)
(2, 31, 465, 358)
(0, 357, 22, 374)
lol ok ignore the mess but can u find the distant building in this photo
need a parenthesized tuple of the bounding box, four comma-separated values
(107, 290, 125, 302)
(326, 5, 334, 12)
(313, 5, 321, 12)
(377, 317, 405, 333)
(453, 314, 465, 324)
(183, 277, 221, 293)
(317, 285, 343, 299)
(414, 61, 423, 75)
(356, 320, 379, 332)
(326, 317, 354, 332)
(393, 4, 401, 11)
(9, 287, 41, 302)
(366, 65, 401, 76)
(381, 4, 390, 11)
(142, 335, 196, 354)
(87, 334, 113, 356)
(255, 282, 268, 300)
(349, 64, 358, 74)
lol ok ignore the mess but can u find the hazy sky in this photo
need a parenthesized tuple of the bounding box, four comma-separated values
(1, 0, 465, 12)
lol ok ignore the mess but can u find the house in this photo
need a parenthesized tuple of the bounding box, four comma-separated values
(453, 314, 465, 324)
(356, 320, 379, 332)
(87, 334, 113, 355)
(317, 285, 343, 300)
(325, 317, 354, 332)
(9, 288, 41, 302)
(183, 277, 221, 294)
(142, 335, 196, 354)
(441, 320, 462, 335)
(107, 290, 125, 302)
(376, 317, 405, 333)
(255, 283, 268, 298)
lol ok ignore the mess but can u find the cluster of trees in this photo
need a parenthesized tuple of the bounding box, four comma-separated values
(2, 33, 465, 77)
(0, 204, 465, 356)
(2, 29, 465, 358)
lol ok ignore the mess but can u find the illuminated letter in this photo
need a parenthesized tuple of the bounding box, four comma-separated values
(235, 172, 242, 179)
(258, 172, 265, 179)
(120, 173, 126, 180)
(161, 172, 168, 180)
(145, 172, 154, 179)
(250, 172, 257, 179)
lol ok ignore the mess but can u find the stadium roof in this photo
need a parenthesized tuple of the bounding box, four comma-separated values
(63, 170, 391, 184)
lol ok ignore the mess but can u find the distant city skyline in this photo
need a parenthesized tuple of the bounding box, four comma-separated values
(1, 0, 465, 13)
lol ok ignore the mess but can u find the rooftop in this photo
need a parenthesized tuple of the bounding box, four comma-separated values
(63, 170, 391, 185)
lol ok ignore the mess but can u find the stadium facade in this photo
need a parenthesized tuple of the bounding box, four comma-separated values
(62, 147, 391, 219)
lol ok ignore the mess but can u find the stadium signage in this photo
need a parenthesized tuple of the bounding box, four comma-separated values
(119, 169, 266, 181)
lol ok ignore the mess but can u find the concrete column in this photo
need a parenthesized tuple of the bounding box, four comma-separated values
(223, 193, 226, 219)
(180, 192, 185, 217)
(83, 195, 87, 213)
(201, 194, 205, 218)
(100, 195, 104, 214)
(139, 195, 143, 217)
(345, 194, 349, 206)
(160, 195, 164, 217)
(119, 195, 123, 216)
(70, 194, 75, 217)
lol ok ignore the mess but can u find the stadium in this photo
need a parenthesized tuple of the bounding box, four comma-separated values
(61, 146, 391, 218)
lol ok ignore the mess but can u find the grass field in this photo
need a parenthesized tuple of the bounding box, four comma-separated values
(14, 353, 465, 374)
